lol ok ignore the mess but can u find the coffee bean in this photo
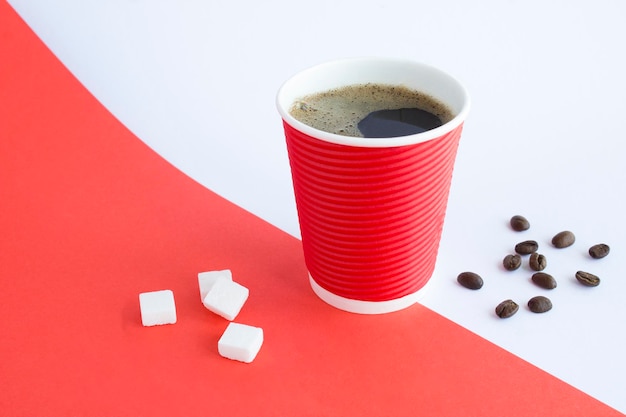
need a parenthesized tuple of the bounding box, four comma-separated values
(457, 272, 483, 290)
(515, 240, 538, 255)
(528, 296, 552, 313)
(531, 272, 557, 289)
(575, 270, 600, 287)
(510, 215, 530, 231)
(552, 230, 575, 248)
(503, 254, 522, 271)
(495, 299, 519, 318)
(589, 243, 610, 259)
(529, 252, 547, 271)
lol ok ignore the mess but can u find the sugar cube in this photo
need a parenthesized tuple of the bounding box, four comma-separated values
(198, 269, 232, 301)
(202, 279, 249, 320)
(139, 290, 177, 326)
(218, 322, 263, 363)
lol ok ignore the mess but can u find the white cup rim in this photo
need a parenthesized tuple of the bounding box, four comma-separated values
(277, 57, 471, 148)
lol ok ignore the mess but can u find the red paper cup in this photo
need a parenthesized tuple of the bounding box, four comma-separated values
(277, 58, 470, 314)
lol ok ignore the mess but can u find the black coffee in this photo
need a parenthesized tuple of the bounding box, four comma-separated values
(357, 108, 443, 138)
(289, 83, 453, 138)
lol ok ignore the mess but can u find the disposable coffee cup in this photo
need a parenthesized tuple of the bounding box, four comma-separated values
(277, 58, 470, 314)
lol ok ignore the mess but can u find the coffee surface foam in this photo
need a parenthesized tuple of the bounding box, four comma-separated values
(289, 83, 453, 138)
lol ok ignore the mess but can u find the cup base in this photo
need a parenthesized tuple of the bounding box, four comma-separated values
(309, 274, 430, 314)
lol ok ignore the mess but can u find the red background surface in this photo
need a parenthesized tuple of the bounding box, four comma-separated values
(1, 3, 622, 415)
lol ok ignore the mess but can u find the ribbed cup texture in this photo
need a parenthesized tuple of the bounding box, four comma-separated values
(284, 123, 463, 302)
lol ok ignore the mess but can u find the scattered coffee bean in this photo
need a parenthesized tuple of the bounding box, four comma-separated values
(575, 270, 600, 287)
(457, 272, 483, 290)
(503, 254, 522, 271)
(552, 230, 575, 248)
(531, 272, 557, 289)
(495, 299, 519, 318)
(589, 243, 610, 259)
(528, 296, 552, 313)
(510, 215, 530, 231)
(529, 252, 547, 271)
(515, 240, 538, 255)
(457, 217, 605, 320)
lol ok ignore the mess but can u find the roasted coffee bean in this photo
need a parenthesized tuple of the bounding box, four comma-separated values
(528, 296, 552, 313)
(552, 230, 575, 248)
(503, 254, 522, 271)
(531, 272, 557, 289)
(589, 243, 610, 259)
(529, 252, 547, 271)
(510, 215, 530, 231)
(457, 272, 483, 290)
(515, 240, 538, 255)
(575, 270, 600, 287)
(495, 299, 519, 318)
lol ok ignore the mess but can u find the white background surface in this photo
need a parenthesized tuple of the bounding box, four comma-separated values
(8, 0, 626, 412)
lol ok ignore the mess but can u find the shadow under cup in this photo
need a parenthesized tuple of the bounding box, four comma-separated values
(277, 58, 470, 314)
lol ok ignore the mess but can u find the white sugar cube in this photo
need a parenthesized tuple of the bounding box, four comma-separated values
(139, 290, 177, 326)
(218, 322, 263, 363)
(198, 269, 232, 301)
(202, 279, 249, 320)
